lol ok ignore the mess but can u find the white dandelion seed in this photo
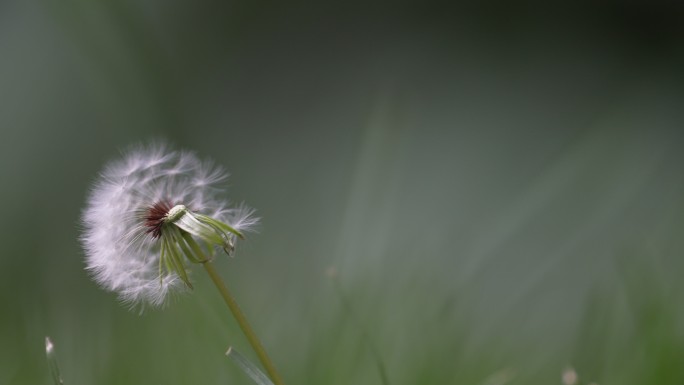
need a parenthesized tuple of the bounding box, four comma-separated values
(81, 142, 258, 310)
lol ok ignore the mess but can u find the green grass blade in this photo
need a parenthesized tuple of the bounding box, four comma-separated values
(225, 346, 275, 385)
(45, 336, 65, 385)
(329, 273, 391, 385)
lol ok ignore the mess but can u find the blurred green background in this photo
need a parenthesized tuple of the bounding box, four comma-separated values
(1, 2, 684, 384)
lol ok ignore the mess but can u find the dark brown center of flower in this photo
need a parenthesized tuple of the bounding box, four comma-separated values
(144, 200, 174, 239)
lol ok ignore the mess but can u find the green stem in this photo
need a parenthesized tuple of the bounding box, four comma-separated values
(203, 261, 285, 385)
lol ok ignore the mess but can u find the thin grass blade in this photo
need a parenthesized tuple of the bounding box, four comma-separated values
(45, 336, 65, 385)
(225, 346, 275, 385)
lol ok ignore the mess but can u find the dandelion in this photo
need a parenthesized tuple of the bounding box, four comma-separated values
(81, 142, 284, 385)
(81, 142, 257, 308)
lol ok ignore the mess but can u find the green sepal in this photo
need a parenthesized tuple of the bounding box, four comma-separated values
(170, 226, 205, 264)
(155, 205, 248, 289)
(181, 231, 211, 263)
(169, 209, 242, 256)
(174, 212, 226, 245)
(195, 213, 245, 239)
(159, 230, 193, 289)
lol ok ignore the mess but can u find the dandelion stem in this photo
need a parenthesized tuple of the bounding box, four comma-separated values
(202, 261, 285, 385)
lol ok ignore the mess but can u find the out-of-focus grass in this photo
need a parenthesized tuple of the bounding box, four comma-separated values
(570, 264, 684, 385)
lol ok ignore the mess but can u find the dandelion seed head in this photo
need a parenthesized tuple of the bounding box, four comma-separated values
(81, 142, 258, 310)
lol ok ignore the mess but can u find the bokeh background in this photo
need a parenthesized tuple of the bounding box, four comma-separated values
(1, 2, 684, 384)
